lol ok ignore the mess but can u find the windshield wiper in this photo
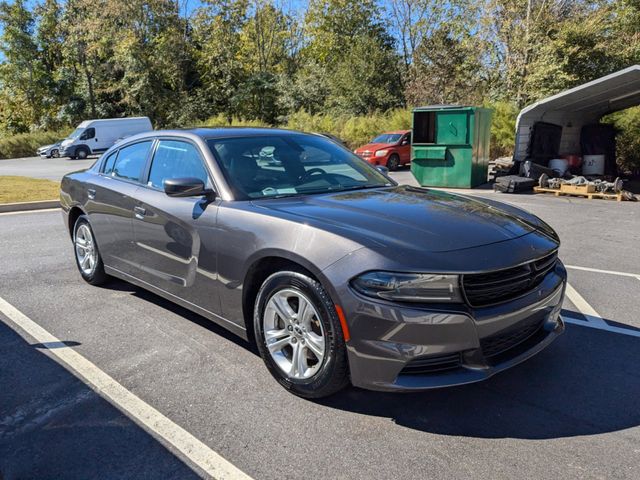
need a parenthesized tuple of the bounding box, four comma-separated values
(330, 184, 388, 192)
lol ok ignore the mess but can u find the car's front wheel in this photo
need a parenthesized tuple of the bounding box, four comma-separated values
(73, 215, 108, 285)
(51, 149, 59, 158)
(254, 271, 349, 398)
(387, 154, 400, 171)
(76, 147, 89, 160)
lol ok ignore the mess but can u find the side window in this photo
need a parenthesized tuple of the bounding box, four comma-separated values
(102, 151, 118, 174)
(148, 140, 210, 189)
(112, 141, 152, 182)
(80, 127, 95, 140)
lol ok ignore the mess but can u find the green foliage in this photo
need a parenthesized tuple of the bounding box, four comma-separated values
(0, 0, 639, 166)
(201, 108, 412, 149)
(487, 101, 518, 158)
(603, 107, 640, 174)
(285, 109, 411, 148)
(301, 0, 403, 114)
(0, 130, 69, 159)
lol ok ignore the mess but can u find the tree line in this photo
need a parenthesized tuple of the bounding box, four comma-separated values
(0, 0, 638, 151)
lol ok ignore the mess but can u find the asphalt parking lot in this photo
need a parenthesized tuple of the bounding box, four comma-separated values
(0, 156, 96, 181)
(1, 169, 639, 479)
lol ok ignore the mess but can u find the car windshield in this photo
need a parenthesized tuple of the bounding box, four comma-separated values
(207, 134, 392, 200)
(371, 133, 402, 144)
(68, 128, 85, 140)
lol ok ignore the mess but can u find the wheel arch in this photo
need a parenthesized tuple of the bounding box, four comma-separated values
(67, 206, 87, 238)
(241, 252, 336, 344)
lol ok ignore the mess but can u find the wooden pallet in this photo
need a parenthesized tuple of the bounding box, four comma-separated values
(533, 186, 624, 201)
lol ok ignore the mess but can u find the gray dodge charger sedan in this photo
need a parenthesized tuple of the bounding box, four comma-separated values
(60, 128, 566, 398)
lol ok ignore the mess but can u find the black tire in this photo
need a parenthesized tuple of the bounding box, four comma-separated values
(76, 147, 89, 160)
(51, 149, 59, 158)
(254, 271, 349, 398)
(387, 154, 400, 171)
(73, 215, 108, 285)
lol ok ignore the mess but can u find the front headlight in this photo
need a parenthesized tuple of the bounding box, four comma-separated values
(350, 271, 463, 303)
(374, 150, 389, 157)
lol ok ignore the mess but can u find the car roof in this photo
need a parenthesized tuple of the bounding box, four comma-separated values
(132, 127, 308, 141)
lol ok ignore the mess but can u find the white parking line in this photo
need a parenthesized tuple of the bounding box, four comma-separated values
(0, 295, 253, 480)
(565, 264, 640, 280)
(564, 283, 608, 327)
(564, 283, 640, 338)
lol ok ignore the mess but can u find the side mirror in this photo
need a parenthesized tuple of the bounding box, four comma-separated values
(164, 177, 215, 198)
(376, 165, 390, 175)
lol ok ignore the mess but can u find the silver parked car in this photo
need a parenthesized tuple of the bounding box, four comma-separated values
(37, 141, 62, 158)
(60, 128, 566, 398)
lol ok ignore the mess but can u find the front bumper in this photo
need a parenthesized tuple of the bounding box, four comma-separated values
(340, 262, 567, 392)
(60, 145, 77, 157)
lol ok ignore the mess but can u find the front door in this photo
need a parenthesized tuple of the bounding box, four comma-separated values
(399, 132, 411, 164)
(132, 139, 221, 316)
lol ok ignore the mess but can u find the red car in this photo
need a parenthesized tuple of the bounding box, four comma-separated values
(354, 130, 411, 171)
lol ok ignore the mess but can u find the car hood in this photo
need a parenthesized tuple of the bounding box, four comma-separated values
(355, 143, 393, 153)
(61, 138, 74, 147)
(254, 186, 546, 253)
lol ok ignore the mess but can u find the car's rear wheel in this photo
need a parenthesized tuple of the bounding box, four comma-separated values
(387, 154, 400, 171)
(73, 215, 108, 285)
(254, 271, 349, 398)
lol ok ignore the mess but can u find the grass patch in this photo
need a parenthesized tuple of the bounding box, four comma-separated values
(0, 176, 60, 203)
(0, 130, 70, 160)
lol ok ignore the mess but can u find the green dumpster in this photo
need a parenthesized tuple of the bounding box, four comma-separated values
(410, 105, 493, 188)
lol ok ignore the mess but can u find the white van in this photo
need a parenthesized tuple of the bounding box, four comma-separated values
(60, 117, 152, 159)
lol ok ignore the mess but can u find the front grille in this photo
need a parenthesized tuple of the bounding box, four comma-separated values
(399, 353, 462, 375)
(480, 318, 544, 359)
(359, 151, 372, 158)
(462, 252, 557, 307)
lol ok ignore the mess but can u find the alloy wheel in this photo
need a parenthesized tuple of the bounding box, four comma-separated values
(75, 224, 97, 276)
(262, 288, 326, 380)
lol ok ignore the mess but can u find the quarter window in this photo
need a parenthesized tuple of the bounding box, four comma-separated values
(111, 141, 152, 182)
(102, 151, 118, 174)
(148, 140, 210, 189)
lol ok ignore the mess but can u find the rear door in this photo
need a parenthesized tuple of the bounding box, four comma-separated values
(132, 138, 221, 315)
(87, 140, 154, 275)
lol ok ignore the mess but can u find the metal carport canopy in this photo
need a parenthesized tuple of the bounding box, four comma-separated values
(517, 65, 640, 123)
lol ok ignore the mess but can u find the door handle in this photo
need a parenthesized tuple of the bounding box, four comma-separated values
(133, 206, 146, 220)
(87, 188, 96, 200)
